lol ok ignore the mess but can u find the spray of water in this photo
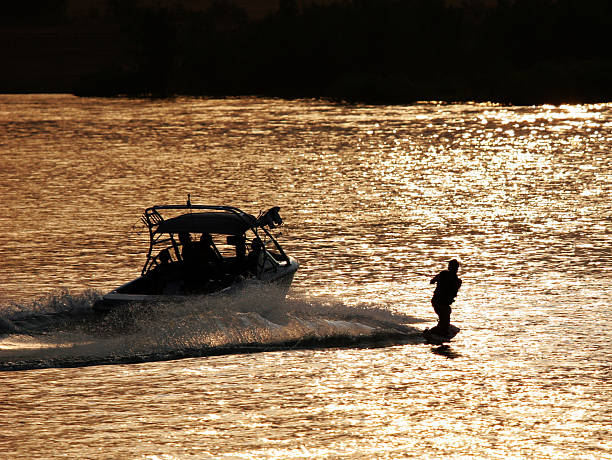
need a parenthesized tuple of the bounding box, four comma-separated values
(0, 287, 424, 371)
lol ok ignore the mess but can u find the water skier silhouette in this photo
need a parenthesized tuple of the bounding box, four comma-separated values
(428, 259, 462, 337)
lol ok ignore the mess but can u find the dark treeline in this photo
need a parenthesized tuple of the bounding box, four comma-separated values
(0, 1, 69, 25)
(7, 0, 612, 104)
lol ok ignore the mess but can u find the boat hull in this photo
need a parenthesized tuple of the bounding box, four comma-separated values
(93, 258, 299, 313)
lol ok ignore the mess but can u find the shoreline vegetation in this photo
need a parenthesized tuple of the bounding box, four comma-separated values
(2, 0, 611, 105)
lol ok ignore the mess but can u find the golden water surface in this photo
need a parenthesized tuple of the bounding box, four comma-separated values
(0, 95, 611, 458)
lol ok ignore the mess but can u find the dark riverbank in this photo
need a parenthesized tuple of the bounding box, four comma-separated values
(2, 0, 611, 105)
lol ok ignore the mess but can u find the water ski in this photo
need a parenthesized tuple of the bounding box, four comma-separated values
(423, 324, 460, 344)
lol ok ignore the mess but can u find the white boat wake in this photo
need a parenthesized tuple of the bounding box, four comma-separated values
(0, 287, 425, 371)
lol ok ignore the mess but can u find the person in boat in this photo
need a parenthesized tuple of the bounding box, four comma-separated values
(247, 238, 263, 274)
(199, 233, 220, 264)
(178, 232, 197, 263)
(227, 234, 246, 273)
(429, 259, 462, 336)
(233, 235, 246, 261)
(158, 248, 171, 266)
(178, 232, 204, 291)
(201, 232, 230, 284)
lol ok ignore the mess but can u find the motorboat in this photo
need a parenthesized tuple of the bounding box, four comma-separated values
(93, 202, 299, 312)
